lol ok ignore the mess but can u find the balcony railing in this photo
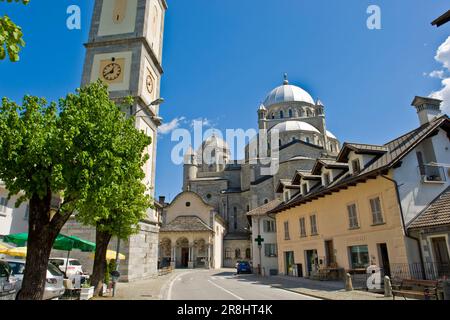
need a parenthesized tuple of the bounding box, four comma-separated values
(419, 164, 447, 183)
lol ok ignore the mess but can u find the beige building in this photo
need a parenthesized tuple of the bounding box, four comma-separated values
(159, 191, 226, 269)
(272, 99, 449, 280)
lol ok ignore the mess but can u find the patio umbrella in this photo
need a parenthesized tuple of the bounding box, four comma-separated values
(0, 241, 14, 254)
(90, 250, 126, 261)
(3, 233, 28, 246)
(3, 246, 27, 257)
(3, 233, 96, 276)
(3, 233, 95, 252)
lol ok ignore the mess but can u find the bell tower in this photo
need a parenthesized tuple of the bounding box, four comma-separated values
(80, 0, 168, 281)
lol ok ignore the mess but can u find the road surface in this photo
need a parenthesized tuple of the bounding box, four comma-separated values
(162, 268, 319, 300)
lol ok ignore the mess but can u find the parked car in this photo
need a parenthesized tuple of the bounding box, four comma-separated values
(6, 259, 65, 300)
(236, 261, 252, 274)
(0, 260, 16, 300)
(49, 258, 85, 277)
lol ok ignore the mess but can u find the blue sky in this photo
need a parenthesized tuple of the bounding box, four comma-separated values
(0, 0, 449, 201)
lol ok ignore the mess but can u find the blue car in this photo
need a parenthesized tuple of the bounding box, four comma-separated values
(236, 261, 252, 274)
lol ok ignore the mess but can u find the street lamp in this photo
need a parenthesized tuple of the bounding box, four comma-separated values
(130, 98, 165, 116)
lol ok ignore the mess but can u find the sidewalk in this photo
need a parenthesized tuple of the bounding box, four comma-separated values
(255, 275, 394, 300)
(97, 269, 185, 300)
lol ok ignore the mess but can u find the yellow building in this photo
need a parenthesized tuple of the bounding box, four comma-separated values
(272, 109, 449, 279)
(274, 174, 407, 277)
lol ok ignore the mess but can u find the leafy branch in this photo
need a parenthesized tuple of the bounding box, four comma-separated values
(0, 0, 30, 62)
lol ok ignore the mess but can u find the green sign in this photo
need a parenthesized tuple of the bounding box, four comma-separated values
(255, 235, 264, 246)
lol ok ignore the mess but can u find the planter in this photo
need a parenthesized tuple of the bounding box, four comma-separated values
(80, 286, 94, 300)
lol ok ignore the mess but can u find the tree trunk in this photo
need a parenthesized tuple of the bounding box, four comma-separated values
(17, 192, 57, 300)
(91, 227, 112, 297)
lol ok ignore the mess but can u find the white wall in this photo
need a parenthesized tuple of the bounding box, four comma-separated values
(0, 185, 29, 236)
(213, 219, 225, 269)
(251, 215, 279, 276)
(393, 129, 450, 225)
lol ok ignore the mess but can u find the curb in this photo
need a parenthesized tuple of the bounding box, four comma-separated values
(270, 285, 332, 300)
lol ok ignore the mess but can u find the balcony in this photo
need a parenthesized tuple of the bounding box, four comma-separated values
(419, 164, 447, 183)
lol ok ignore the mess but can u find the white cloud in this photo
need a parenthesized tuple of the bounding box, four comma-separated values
(190, 117, 214, 128)
(158, 117, 185, 135)
(429, 36, 450, 114)
(427, 70, 445, 79)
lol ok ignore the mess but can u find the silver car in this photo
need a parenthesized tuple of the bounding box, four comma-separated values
(0, 260, 16, 300)
(6, 259, 65, 300)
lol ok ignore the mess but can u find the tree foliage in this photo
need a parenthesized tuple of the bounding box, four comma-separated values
(0, 80, 151, 299)
(0, 0, 29, 61)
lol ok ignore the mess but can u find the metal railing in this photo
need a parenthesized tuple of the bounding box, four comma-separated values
(420, 165, 447, 182)
(390, 262, 450, 281)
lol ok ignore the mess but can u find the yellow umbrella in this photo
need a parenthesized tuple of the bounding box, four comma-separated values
(0, 242, 13, 253)
(90, 250, 126, 261)
(4, 246, 27, 257)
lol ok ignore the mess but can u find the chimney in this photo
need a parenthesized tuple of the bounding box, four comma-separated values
(158, 196, 166, 205)
(411, 96, 442, 125)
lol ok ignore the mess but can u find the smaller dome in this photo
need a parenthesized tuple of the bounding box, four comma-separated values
(270, 121, 320, 134)
(201, 134, 230, 151)
(258, 104, 267, 111)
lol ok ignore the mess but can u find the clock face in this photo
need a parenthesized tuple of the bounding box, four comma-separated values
(102, 63, 122, 81)
(146, 75, 154, 94)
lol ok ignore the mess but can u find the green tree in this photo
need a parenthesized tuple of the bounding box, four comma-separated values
(0, 0, 29, 61)
(74, 109, 153, 296)
(0, 81, 150, 300)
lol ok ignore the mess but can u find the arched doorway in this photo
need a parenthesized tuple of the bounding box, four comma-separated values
(176, 237, 189, 268)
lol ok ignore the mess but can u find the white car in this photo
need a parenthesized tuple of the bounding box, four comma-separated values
(6, 259, 65, 300)
(49, 258, 84, 277)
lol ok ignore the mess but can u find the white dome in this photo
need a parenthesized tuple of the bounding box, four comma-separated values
(263, 82, 315, 107)
(326, 130, 337, 139)
(200, 134, 230, 151)
(270, 121, 320, 134)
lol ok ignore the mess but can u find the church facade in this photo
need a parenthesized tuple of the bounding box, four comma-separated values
(177, 76, 341, 268)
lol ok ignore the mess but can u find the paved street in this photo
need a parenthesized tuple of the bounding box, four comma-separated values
(161, 269, 319, 300)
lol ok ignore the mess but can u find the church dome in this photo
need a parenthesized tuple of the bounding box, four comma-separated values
(200, 134, 230, 151)
(263, 76, 315, 107)
(270, 121, 320, 134)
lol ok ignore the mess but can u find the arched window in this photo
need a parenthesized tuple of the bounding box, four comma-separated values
(288, 109, 293, 117)
(280, 110, 284, 119)
(305, 137, 310, 144)
(246, 205, 250, 212)
(245, 248, 251, 259)
(235, 248, 241, 259)
(264, 199, 269, 204)
(233, 207, 238, 230)
(271, 113, 275, 119)
(306, 109, 311, 117)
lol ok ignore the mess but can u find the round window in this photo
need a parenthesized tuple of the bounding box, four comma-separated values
(206, 194, 212, 199)
(186, 202, 191, 207)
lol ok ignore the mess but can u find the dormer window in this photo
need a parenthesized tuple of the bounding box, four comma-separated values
(352, 159, 361, 174)
(323, 173, 331, 186)
(302, 183, 308, 195)
(284, 191, 290, 202)
(288, 109, 293, 117)
(280, 110, 284, 118)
